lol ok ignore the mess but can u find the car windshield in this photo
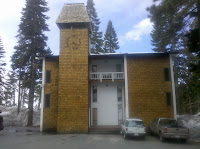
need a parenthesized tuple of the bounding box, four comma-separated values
(128, 120, 144, 127)
(159, 119, 177, 126)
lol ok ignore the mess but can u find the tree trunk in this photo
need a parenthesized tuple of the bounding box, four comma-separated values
(38, 87, 41, 110)
(27, 57, 36, 126)
(18, 69, 21, 114)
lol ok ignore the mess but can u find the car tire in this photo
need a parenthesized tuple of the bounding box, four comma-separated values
(123, 132, 127, 140)
(159, 132, 165, 142)
(149, 128, 153, 136)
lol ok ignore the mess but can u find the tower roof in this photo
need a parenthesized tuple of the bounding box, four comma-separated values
(56, 3, 90, 24)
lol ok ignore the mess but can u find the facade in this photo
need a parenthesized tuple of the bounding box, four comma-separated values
(40, 3, 176, 133)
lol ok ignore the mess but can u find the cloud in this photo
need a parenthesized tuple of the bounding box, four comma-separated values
(119, 18, 153, 45)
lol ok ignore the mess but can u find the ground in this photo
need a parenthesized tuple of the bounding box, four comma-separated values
(0, 127, 200, 149)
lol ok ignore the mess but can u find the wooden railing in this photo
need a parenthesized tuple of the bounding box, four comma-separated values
(90, 72, 124, 82)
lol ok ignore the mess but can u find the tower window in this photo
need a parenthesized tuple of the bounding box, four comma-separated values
(164, 68, 170, 81)
(45, 94, 50, 108)
(46, 70, 51, 83)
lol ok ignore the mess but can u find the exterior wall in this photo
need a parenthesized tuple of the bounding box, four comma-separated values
(127, 55, 174, 126)
(90, 59, 124, 72)
(57, 29, 89, 133)
(43, 59, 59, 131)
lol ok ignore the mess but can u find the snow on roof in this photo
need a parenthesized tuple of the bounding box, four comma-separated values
(56, 3, 90, 24)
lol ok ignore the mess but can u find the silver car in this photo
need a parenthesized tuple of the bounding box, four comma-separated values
(121, 118, 146, 139)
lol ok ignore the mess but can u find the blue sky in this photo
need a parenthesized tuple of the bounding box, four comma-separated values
(0, 0, 155, 69)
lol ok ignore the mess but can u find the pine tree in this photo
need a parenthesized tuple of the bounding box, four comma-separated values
(0, 37, 6, 104)
(147, 0, 200, 114)
(86, 0, 103, 53)
(103, 20, 119, 53)
(11, 0, 51, 125)
(4, 71, 17, 106)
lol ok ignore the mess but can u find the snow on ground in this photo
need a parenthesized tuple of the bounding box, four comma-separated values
(0, 106, 40, 127)
(177, 113, 200, 142)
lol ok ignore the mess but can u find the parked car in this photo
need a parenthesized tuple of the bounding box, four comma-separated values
(120, 118, 146, 139)
(149, 118, 189, 142)
(0, 110, 4, 131)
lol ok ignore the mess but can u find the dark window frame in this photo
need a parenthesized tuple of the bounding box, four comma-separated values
(166, 92, 172, 106)
(116, 64, 122, 72)
(92, 86, 97, 102)
(92, 65, 97, 72)
(164, 68, 170, 81)
(45, 94, 50, 108)
(46, 70, 51, 83)
(117, 85, 122, 102)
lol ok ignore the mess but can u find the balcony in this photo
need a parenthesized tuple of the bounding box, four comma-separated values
(90, 72, 124, 82)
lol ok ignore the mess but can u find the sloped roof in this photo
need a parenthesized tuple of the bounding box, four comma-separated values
(56, 3, 90, 24)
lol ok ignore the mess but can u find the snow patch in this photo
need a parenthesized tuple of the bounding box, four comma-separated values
(177, 114, 200, 142)
(0, 106, 40, 127)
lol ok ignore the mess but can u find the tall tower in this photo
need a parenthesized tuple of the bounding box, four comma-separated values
(56, 3, 91, 133)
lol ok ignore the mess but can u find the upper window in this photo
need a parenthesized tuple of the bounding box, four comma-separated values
(46, 70, 51, 83)
(166, 92, 172, 106)
(116, 64, 122, 72)
(164, 68, 170, 81)
(92, 65, 97, 72)
(45, 94, 50, 108)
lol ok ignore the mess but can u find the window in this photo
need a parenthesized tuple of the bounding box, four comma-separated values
(46, 70, 51, 83)
(45, 94, 50, 108)
(93, 86, 97, 102)
(166, 92, 172, 106)
(116, 64, 122, 72)
(164, 68, 170, 81)
(117, 85, 122, 102)
(92, 65, 97, 72)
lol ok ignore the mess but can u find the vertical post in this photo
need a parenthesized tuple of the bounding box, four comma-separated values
(40, 58, 45, 132)
(124, 55, 129, 119)
(170, 54, 177, 119)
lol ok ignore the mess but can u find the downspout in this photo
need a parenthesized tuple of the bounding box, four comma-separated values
(39, 57, 45, 132)
(169, 54, 177, 119)
(124, 55, 129, 119)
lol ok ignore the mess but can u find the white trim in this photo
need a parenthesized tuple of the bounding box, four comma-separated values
(169, 55, 177, 119)
(40, 58, 45, 132)
(124, 55, 129, 119)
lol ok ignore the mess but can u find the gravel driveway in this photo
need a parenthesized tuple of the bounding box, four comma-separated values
(0, 127, 199, 149)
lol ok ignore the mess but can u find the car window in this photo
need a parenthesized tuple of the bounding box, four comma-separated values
(128, 120, 144, 127)
(125, 121, 129, 127)
(159, 119, 177, 126)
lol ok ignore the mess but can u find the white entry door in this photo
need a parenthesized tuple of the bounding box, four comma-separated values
(91, 83, 118, 126)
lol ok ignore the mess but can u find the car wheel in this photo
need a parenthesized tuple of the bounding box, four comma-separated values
(149, 128, 153, 136)
(159, 132, 165, 142)
(123, 132, 127, 140)
(120, 129, 123, 135)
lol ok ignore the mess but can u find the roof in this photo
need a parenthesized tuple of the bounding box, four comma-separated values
(56, 3, 90, 24)
(43, 52, 175, 60)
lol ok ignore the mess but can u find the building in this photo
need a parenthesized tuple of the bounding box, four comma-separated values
(40, 3, 176, 133)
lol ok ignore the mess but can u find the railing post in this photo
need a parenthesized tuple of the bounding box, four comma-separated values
(100, 73, 102, 82)
(112, 73, 114, 82)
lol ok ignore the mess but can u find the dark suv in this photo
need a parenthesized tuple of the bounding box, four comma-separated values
(0, 110, 4, 131)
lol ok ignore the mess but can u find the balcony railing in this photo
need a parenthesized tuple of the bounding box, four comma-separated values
(90, 72, 124, 82)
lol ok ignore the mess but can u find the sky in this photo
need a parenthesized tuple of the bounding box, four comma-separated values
(0, 0, 155, 70)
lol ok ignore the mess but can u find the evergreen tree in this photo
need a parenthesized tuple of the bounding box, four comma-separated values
(86, 0, 103, 53)
(0, 37, 6, 104)
(103, 20, 119, 53)
(4, 71, 17, 106)
(11, 0, 51, 125)
(147, 0, 200, 114)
